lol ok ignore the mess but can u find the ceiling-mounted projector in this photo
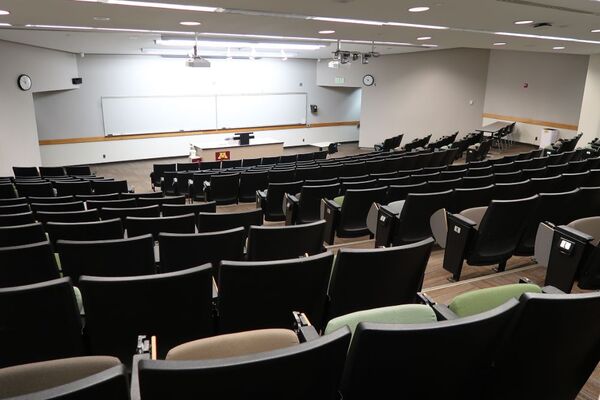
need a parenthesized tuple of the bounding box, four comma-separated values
(186, 44, 211, 68)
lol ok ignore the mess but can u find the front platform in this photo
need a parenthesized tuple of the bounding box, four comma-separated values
(192, 138, 284, 161)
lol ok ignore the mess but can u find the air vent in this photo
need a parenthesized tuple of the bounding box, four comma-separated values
(496, 0, 599, 16)
(533, 22, 553, 28)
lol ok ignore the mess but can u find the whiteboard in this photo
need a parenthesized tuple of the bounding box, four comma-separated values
(101, 93, 307, 136)
(102, 96, 217, 136)
(216, 93, 307, 129)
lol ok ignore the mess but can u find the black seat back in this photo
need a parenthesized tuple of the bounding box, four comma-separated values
(560, 171, 590, 191)
(341, 300, 519, 400)
(0, 222, 46, 247)
(13, 167, 39, 177)
(16, 182, 54, 198)
(99, 205, 160, 222)
(138, 328, 351, 400)
(79, 264, 214, 362)
(39, 167, 66, 177)
(159, 228, 245, 274)
(93, 180, 128, 195)
(57, 235, 156, 282)
(209, 173, 240, 204)
(55, 181, 93, 196)
(264, 181, 303, 220)
(394, 191, 453, 245)
(137, 195, 186, 207)
(36, 209, 100, 224)
(0, 203, 30, 215)
(0, 211, 36, 227)
(0, 183, 17, 199)
(462, 174, 494, 188)
(327, 238, 434, 321)
(492, 180, 533, 200)
(87, 198, 136, 210)
(31, 201, 86, 213)
(530, 175, 563, 193)
(218, 251, 334, 333)
(0, 278, 84, 368)
(338, 187, 388, 234)
(161, 202, 216, 218)
(238, 171, 268, 202)
(126, 214, 196, 240)
(491, 292, 600, 400)
(297, 184, 340, 224)
(247, 220, 326, 261)
(197, 209, 263, 237)
(450, 185, 493, 213)
(46, 219, 124, 246)
(0, 240, 60, 288)
(65, 165, 92, 176)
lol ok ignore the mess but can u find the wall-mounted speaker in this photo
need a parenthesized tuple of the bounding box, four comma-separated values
(310, 104, 318, 113)
(72, 77, 83, 85)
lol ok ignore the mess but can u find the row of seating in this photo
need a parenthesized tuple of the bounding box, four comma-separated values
(10, 165, 93, 178)
(2, 282, 598, 400)
(0, 178, 131, 199)
(1, 238, 435, 366)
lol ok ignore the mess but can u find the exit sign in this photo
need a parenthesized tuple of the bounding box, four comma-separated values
(335, 77, 345, 84)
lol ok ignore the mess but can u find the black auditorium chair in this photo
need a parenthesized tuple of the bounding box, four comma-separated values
(55, 181, 93, 196)
(126, 214, 196, 240)
(257, 181, 304, 222)
(151, 164, 176, 191)
(442, 196, 539, 281)
(340, 300, 519, 400)
(284, 183, 341, 225)
(490, 291, 600, 400)
(297, 152, 314, 161)
(161, 171, 178, 196)
(65, 165, 92, 176)
(0, 203, 30, 215)
(121, 191, 164, 200)
(205, 173, 240, 205)
(247, 221, 326, 261)
(492, 180, 533, 200)
(514, 189, 579, 256)
(199, 161, 221, 170)
(466, 166, 492, 177)
(546, 163, 569, 177)
(0, 197, 28, 206)
(239, 171, 269, 202)
(0, 240, 60, 288)
(320, 164, 343, 180)
(0, 183, 17, 199)
(295, 166, 321, 182)
(175, 171, 194, 199)
(462, 174, 494, 188)
(522, 167, 547, 179)
(159, 227, 246, 274)
(586, 169, 600, 187)
(57, 235, 156, 282)
(36, 209, 100, 224)
(0, 222, 46, 247)
(261, 156, 280, 166)
(46, 219, 124, 246)
(326, 238, 434, 321)
(530, 175, 563, 193)
(427, 178, 461, 192)
(492, 162, 517, 174)
(0, 278, 85, 368)
(137, 195, 186, 207)
(269, 169, 296, 183)
(375, 191, 452, 247)
(218, 251, 335, 333)
(176, 162, 199, 172)
(100, 205, 160, 222)
(93, 180, 128, 195)
(87, 198, 136, 210)
(137, 328, 351, 400)
(197, 209, 263, 237)
(31, 201, 85, 213)
(16, 182, 54, 198)
(560, 171, 590, 191)
(221, 159, 243, 169)
(567, 159, 589, 173)
(79, 264, 214, 362)
(76, 193, 120, 202)
(340, 179, 378, 194)
(572, 186, 600, 221)
(322, 187, 388, 244)
(0, 211, 36, 227)
(493, 170, 522, 183)
(13, 166, 39, 177)
(161, 202, 216, 218)
(39, 167, 66, 177)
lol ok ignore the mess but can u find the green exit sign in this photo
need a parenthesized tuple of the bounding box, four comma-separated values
(335, 77, 345, 84)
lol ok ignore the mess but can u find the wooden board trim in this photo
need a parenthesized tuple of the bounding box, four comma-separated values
(38, 121, 360, 146)
(482, 113, 578, 131)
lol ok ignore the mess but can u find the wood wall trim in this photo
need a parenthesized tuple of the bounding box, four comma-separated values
(39, 120, 360, 146)
(482, 113, 578, 131)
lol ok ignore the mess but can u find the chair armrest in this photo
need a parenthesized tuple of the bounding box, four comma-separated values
(256, 190, 267, 210)
(322, 199, 341, 245)
(130, 353, 150, 400)
(541, 285, 566, 294)
(284, 193, 300, 226)
(555, 225, 595, 243)
(416, 292, 435, 306)
(447, 212, 478, 228)
(293, 311, 320, 342)
(432, 304, 459, 321)
(323, 198, 342, 211)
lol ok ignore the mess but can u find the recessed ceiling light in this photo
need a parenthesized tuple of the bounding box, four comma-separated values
(592, 29, 600, 33)
(0, 22, 11, 26)
(74, 0, 224, 13)
(409, 6, 430, 12)
(180, 21, 201, 26)
(514, 20, 534, 25)
(493, 42, 507, 46)
(93, 16, 110, 21)
(156, 39, 324, 50)
(0, 9, 9, 15)
(494, 31, 600, 45)
(417, 36, 431, 40)
(553, 46, 565, 50)
(319, 30, 335, 34)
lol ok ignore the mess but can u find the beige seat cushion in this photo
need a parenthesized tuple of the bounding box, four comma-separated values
(568, 216, 600, 246)
(459, 206, 488, 229)
(0, 356, 121, 399)
(166, 329, 299, 361)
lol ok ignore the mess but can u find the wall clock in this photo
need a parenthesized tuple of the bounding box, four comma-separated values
(363, 74, 375, 86)
(18, 74, 32, 91)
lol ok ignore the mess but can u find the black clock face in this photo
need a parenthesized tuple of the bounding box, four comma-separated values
(363, 74, 374, 86)
(18, 74, 32, 91)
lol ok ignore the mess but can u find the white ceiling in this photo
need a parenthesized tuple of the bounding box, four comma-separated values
(0, 0, 599, 59)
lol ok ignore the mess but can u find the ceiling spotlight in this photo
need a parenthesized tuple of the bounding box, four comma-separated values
(319, 30, 335, 34)
(409, 6, 430, 12)
(180, 21, 201, 26)
(493, 42, 507, 46)
(417, 36, 431, 40)
(553, 46, 565, 50)
(514, 20, 534, 25)
(0, 9, 9, 15)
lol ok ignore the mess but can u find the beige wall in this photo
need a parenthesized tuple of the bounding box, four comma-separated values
(483, 50, 588, 145)
(0, 40, 78, 175)
(578, 54, 600, 146)
(359, 48, 490, 148)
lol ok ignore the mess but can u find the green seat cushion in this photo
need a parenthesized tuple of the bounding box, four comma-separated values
(449, 283, 542, 318)
(333, 196, 344, 206)
(324, 304, 437, 336)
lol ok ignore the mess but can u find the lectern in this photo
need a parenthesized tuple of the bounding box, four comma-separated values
(234, 132, 255, 145)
